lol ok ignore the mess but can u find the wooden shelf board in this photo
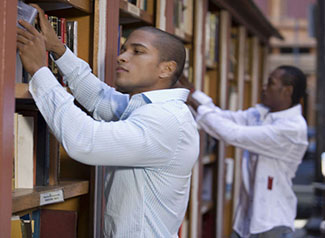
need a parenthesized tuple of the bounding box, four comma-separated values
(26, 0, 92, 14)
(16, 83, 32, 99)
(228, 72, 235, 81)
(200, 200, 214, 214)
(202, 154, 216, 165)
(119, 0, 153, 25)
(12, 180, 89, 213)
(174, 28, 192, 44)
(205, 60, 217, 70)
(244, 74, 251, 82)
(15, 83, 69, 100)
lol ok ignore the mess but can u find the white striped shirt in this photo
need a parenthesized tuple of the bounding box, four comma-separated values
(192, 90, 308, 237)
(29, 48, 200, 237)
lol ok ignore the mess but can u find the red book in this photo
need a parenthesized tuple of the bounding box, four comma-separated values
(60, 18, 66, 44)
(40, 209, 77, 238)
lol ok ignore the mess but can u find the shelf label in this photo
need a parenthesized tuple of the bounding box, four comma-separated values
(128, 3, 140, 17)
(40, 189, 64, 206)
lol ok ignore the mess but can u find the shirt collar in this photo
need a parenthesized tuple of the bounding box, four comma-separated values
(255, 104, 270, 119)
(256, 104, 302, 120)
(141, 88, 190, 103)
(269, 104, 302, 119)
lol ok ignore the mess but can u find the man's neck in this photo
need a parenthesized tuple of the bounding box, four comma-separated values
(270, 105, 292, 113)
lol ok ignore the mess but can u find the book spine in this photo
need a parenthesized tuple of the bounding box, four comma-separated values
(35, 112, 50, 186)
(16, 114, 34, 189)
(73, 21, 78, 56)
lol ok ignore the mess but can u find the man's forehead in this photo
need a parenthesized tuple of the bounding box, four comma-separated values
(126, 30, 156, 46)
(270, 69, 285, 79)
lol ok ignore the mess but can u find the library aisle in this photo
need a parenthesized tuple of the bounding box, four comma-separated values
(2, 0, 325, 238)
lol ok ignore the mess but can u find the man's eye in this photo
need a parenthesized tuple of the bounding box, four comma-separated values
(134, 49, 143, 54)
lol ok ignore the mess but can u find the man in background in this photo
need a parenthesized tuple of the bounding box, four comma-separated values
(16, 5, 199, 237)
(183, 65, 308, 238)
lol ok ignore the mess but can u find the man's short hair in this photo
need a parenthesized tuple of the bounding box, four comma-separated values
(277, 65, 307, 106)
(135, 26, 186, 86)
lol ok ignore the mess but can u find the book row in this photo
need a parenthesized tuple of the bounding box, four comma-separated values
(13, 112, 59, 190)
(11, 209, 77, 238)
(16, 15, 78, 85)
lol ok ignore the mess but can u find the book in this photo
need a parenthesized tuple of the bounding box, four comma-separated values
(202, 166, 213, 201)
(35, 112, 50, 186)
(15, 114, 34, 189)
(11, 216, 23, 238)
(66, 20, 78, 56)
(40, 209, 78, 238)
(73, 21, 78, 56)
(13, 113, 18, 190)
(16, 1, 38, 83)
(49, 132, 60, 186)
(20, 212, 35, 238)
(34, 210, 41, 238)
(16, 52, 23, 83)
(17, 1, 37, 29)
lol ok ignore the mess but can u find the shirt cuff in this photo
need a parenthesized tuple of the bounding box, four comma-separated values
(192, 90, 213, 105)
(29, 67, 61, 98)
(55, 46, 79, 76)
(196, 105, 215, 122)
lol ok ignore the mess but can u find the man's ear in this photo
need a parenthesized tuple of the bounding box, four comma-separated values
(159, 61, 177, 79)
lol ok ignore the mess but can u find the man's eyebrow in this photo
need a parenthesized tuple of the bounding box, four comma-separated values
(120, 42, 149, 51)
(130, 43, 148, 49)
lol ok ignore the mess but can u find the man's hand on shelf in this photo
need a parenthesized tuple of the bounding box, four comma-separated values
(31, 4, 65, 59)
(17, 20, 47, 76)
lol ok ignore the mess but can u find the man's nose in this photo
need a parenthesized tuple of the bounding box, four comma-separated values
(117, 52, 128, 63)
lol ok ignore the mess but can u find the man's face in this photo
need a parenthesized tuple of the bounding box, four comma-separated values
(115, 30, 162, 95)
(261, 69, 290, 112)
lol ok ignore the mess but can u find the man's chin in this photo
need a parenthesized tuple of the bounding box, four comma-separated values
(115, 85, 129, 94)
(115, 78, 128, 93)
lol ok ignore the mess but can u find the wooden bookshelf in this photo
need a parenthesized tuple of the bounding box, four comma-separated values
(0, 1, 16, 236)
(15, 83, 32, 99)
(244, 73, 251, 81)
(202, 154, 217, 165)
(12, 180, 89, 213)
(228, 71, 235, 80)
(174, 28, 193, 44)
(119, 0, 154, 25)
(15, 83, 69, 100)
(206, 60, 217, 70)
(190, 0, 282, 238)
(26, 0, 92, 14)
(5, 1, 95, 237)
(201, 200, 214, 215)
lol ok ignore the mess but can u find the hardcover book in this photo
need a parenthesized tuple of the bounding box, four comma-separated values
(17, 1, 38, 29)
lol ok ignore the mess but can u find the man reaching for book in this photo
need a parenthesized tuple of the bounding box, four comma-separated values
(17, 5, 199, 238)
(181, 66, 308, 238)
